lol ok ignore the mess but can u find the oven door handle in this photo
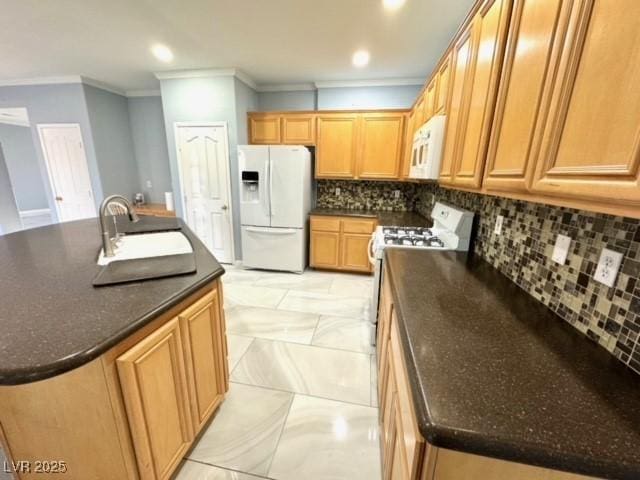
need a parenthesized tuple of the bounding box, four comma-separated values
(368, 233, 377, 266)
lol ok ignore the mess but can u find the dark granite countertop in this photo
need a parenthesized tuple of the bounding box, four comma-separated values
(384, 249, 640, 480)
(0, 218, 224, 385)
(310, 208, 430, 227)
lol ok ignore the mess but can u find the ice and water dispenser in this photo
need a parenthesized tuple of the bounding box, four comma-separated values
(241, 171, 260, 203)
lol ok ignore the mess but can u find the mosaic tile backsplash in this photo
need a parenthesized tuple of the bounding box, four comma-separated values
(317, 178, 640, 374)
(415, 184, 640, 375)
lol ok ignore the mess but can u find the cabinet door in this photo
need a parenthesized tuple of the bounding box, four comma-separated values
(179, 288, 227, 433)
(357, 113, 405, 179)
(424, 79, 437, 121)
(249, 114, 281, 144)
(436, 54, 452, 114)
(440, 26, 474, 183)
(117, 318, 193, 480)
(531, 0, 640, 206)
(414, 95, 426, 130)
(282, 114, 316, 145)
(484, 0, 568, 193)
(400, 111, 415, 179)
(452, 0, 512, 189)
(310, 230, 340, 268)
(341, 233, 373, 273)
(316, 114, 359, 178)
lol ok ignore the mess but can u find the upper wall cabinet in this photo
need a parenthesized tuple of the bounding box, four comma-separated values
(530, 0, 640, 207)
(316, 114, 359, 178)
(249, 113, 281, 144)
(484, 0, 568, 193)
(424, 79, 437, 122)
(449, 0, 513, 189)
(281, 114, 316, 145)
(357, 113, 405, 179)
(435, 54, 452, 115)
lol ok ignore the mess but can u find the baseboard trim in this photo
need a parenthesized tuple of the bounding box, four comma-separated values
(19, 208, 51, 218)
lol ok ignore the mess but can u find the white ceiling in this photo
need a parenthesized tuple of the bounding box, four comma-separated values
(0, 0, 474, 93)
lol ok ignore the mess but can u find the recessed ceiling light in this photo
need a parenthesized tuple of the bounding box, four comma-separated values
(383, 0, 406, 10)
(151, 44, 174, 63)
(352, 50, 370, 68)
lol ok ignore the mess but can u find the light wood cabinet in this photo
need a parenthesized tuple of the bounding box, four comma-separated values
(452, 0, 511, 189)
(440, 25, 474, 184)
(309, 215, 376, 273)
(248, 113, 281, 144)
(282, 114, 316, 145)
(357, 113, 405, 179)
(424, 79, 437, 122)
(316, 114, 359, 178)
(413, 94, 426, 130)
(400, 110, 416, 179)
(484, 0, 568, 193)
(530, 0, 640, 208)
(435, 54, 451, 115)
(117, 318, 193, 480)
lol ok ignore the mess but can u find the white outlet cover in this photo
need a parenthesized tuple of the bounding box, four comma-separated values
(594, 248, 623, 288)
(552, 234, 572, 264)
(335, 187, 341, 196)
(146, 180, 152, 188)
(494, 215, 504, 235)
(394, 190, 401, 199)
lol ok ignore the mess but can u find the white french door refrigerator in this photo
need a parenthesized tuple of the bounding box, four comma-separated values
(238, 145, 311, 273)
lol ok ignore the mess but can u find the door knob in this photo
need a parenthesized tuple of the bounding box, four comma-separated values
(221, 205, 229, 210)
(55, 196, 63, 201)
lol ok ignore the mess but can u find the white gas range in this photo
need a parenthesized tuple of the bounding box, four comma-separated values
(368, 202, 474, 344)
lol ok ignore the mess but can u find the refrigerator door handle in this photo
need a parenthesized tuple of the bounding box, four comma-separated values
(245, 227, 298, 235)
(263, 158, 270, 218)
(269, 158, 275, 217)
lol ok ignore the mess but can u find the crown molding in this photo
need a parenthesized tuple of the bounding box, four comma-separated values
(0, 75, 83, 87)
(233, 70, 258, 90)
(314, 78, 424, 88)
(125, 89, 161, 97)
(256, 83, 316, 92)
(154, 67, 258, 90)
(80, 76, 126, 96)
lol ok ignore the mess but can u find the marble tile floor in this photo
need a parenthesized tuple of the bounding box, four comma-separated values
(175, 265, 381, 480)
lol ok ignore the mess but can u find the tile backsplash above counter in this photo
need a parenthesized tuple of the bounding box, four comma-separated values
(315, 179, 640, 376)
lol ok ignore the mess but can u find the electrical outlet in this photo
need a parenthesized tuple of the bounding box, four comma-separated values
(552, 234, 572, 264)
(335, 187, 341, 196)
(394, 190, 401, 199)
(594, 248, 623, 288)
(494, 215, 504, 235)
(145, 180, 152, 189)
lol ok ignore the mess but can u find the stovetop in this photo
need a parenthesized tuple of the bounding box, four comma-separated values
(379, 226, 446, 249)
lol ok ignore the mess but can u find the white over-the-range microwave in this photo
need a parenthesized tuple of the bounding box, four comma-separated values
(409, 114, 446, 180)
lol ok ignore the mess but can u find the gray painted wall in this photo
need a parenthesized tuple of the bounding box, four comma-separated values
(128, 96, 172, 203)
(0, 84, 103, 221)
(0, 146, 22, 234)
(159, 75, 256, 261)
(317, 85, 421, 110)
(0, 123, 48, 210)
(83, 85, 140, 201)
(257, 90, 316, 111)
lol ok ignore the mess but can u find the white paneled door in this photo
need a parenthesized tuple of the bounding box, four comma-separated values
(177, 124, 234, 263)
(38, 124, 96, 222)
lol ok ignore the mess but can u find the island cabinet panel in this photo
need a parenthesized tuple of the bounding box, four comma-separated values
(357, 113, 405, 179)
(179, 289, 227, 433)
(117, 318, 194, 480)
(440, 26, 474, 184)
(309, 215, 376, 273)
(282, 114, 316, 145)
(316, 114, 359, 178)
(248, 114, 281, 144)
(450, 0, 512, 189)
(530, 0, 640, 207)
(483, 0, 568, 193)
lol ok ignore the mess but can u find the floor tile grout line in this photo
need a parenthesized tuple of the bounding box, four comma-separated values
(234, 335, 374, 358)
(264, 392, 297, 478)
(228, 336, 256, 377)
(184, 458, 275, 480)
(229, 380, 377, 410)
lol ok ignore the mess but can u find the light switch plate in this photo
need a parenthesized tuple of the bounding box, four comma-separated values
(594, 248, 623, 288)
(552, 234, 572, 264)
(145, 180, 152, 188)
(494, 215, 504, 235)
(335, 187, 341, 196)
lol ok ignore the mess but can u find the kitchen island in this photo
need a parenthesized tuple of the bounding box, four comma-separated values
(379, 249, 640, 480)
(0, 218, 228, 480)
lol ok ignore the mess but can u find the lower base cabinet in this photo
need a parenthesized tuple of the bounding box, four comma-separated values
(376, 268, 597, 480)
(310, 215, 377, 273)
(0, 280, 229, 480)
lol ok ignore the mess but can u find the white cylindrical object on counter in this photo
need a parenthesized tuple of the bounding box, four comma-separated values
(165, 192, 175, 211)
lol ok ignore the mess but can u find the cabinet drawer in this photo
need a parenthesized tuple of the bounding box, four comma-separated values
(342, 218, 376, 234)
(310, 216, 341, 232)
